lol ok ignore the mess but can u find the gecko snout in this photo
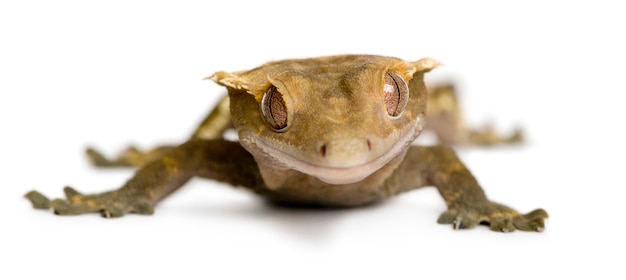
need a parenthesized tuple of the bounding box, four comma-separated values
(317, 138, 373, 167)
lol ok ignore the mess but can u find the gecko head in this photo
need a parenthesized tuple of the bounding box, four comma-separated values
(209, 55, 438, 185)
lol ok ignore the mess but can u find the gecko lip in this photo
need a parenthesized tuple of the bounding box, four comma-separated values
(243, 120, 421, 185)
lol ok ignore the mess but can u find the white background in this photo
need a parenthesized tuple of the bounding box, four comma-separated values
(1, 1, 624, 279)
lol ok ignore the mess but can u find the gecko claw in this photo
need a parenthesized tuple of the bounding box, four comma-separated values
(453, 217, 462, 230)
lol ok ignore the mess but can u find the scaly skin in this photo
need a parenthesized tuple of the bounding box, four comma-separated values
(26, 54, 548, 232)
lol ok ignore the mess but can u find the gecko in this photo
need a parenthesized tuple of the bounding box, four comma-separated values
(25, 55, 547, 232)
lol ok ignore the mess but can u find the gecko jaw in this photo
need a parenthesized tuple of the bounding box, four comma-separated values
(241, 116, 423, 185)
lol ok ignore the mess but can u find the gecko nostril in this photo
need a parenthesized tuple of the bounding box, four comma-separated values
(367, 139, 372, 151)
(320, 144, 327, 157)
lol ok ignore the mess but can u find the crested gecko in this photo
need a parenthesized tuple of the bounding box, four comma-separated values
(25, 55, 547, 232)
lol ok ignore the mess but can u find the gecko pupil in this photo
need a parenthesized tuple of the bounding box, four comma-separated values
(383, 71, 409, 117)
(261, 85, 288, 131)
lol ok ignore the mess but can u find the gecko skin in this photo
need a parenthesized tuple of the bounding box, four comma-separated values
(26, 55, 547, 232)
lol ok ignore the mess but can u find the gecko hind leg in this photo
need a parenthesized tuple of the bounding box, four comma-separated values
(426, 84, 523, 146)
(87, 95, 233, 168)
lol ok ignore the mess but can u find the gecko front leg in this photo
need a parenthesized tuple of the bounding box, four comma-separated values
(425, 146, 547, 232)
(388, 146, 547, 232)
(26, 139, 263, 217)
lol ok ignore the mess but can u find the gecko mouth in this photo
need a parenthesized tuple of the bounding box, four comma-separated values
(241, 119, 422, 185)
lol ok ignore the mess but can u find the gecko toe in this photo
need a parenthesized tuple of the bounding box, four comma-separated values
(437, 210, 457, 224)
(489, 217, 515, 232)
(437, 210, 480, 230)
(134, 200, 155, 215)
(524, 208, 549, 220)
(24, 191, 51, 209)
(51, 199, 79, 215)
(63, 186, 83, 199)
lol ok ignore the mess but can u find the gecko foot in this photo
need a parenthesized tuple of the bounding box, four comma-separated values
(86, 146, 175, 168)
(437, 202, 548, 232)
(24, 186, 154, 218)
(467, 126, 524, 146)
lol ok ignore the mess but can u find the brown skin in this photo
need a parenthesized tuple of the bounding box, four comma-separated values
(25, 55, 547, 232)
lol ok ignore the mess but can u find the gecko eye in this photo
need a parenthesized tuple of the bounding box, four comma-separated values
(261, 85, 289, 132)
(383, 71, 409, 117)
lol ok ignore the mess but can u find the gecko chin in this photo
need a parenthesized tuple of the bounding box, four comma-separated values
(240, 123, 420, 185)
